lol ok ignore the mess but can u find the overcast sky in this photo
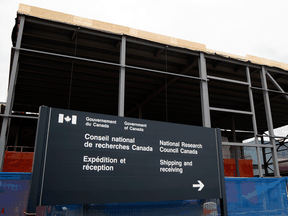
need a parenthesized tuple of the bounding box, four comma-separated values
(1, 0, 288, 103)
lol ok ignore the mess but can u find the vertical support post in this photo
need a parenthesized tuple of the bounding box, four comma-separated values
(260, 66, 280, 177)
(216, 128, 228, 216)
(199, 53, 211, 128)
(261, 136, 269, 176)
(118, 36, 126, 117)
(246, 66, 263, 177)
(14, 119, 22, 147)
(231, 116, 240, 177)
(139, 105, 142, 119)
(26, 106, 50, 215)
(0, 15, 25, 171)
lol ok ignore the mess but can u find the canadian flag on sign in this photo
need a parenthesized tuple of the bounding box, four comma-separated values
(58, 114, 77, 125)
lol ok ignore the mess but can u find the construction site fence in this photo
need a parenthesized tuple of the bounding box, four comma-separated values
(0, 173, 288, 215)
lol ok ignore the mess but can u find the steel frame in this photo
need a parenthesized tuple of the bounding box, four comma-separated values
(1, 14, 287, 181)
(0, 15, 25, 170)
(222, 142, 273, 148)
(260, 66, 281, 177)
(246, 66, 263, 177)
(199, 52, 211, 128)
(0, 114, 38, 119)
(118, 35, 126, 117)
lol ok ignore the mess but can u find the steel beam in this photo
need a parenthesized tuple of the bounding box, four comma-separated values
(126, 37, 166, 49)
(264, 67, 288, 76)
(234, 66, 245, 73)
(118, 36, 126, 117)
(246, 66, 263, 177)
(257, 134, 288, 139)
(125, 65, 201, 80)
(126, 37, 200, 56)
(199, 53, 211, 127)
(251, 86, 288, 95)
(155, 48, 164, 57)
(207, 75, 249, 85)
(18, 47, 121, 67)
(273, 73, 287, 81)
(0, 114, 38, 119)
(251, 68, 259, 74)
(222, 142, 273, 148)
(70, 30, 77, 41)
(0, 15, 25, 171)
(275, 159, 288, 164)
(126, 59, 199, 116)
(266, 72, 288, 102)
(115, 41, 121, 49)
(25, 16, 121, 40)
(272, 148, 288, 154)
(23, 32, 189, 65)
(204, 54, 261, 70)
(212, 61, 223, 69)
(18, 47, 202, 80)
(260, 66, 280, 177)
(210, 107, 253, 115)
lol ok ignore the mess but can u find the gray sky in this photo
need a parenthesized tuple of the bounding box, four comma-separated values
(1, 0, 288, 103)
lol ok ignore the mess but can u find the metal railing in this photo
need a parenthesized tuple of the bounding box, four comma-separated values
(5, 146, 34, 152)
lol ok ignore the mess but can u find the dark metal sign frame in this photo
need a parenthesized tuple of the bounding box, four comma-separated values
(26, 106, 227, 215)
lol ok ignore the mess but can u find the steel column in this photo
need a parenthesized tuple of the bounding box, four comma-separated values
(118, 35, 126, 117)
(0, 15, 25, 171)
(261, 136, 269, 175)
(199, 53, 211, 127)
(260, 66, 280, 177)
(231, 115, 240, 177)
(216, 129, 228, 216)
(139, 105, 142, 119)
(246, 67, 263, 177)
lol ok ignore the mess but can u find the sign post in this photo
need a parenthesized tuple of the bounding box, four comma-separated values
(26, 106, 227, 215)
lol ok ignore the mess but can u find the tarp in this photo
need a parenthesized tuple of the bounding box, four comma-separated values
(226, 177, 288, 215)
(2, 151, 34, 172)
(0, 172, 31, 216)
(1, 173, 288, 215)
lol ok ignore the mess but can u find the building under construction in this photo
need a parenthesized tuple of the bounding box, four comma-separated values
(1, 4, 288, 179)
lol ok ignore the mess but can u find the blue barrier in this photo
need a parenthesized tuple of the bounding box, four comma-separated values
(0, 172, 31, 215)
(0, 173, 287, 215)
(225, 177, 288, 215)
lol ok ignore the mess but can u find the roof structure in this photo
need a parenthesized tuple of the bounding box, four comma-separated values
(18, 4, 288, 71)
(1, 4, 288, 177)
(10, 4, 287, 140)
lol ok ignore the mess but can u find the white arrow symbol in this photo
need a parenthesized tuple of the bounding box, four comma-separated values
(193, 180, 204, 191)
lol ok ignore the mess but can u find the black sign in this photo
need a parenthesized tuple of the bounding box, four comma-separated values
(29, 107, 224, 206)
